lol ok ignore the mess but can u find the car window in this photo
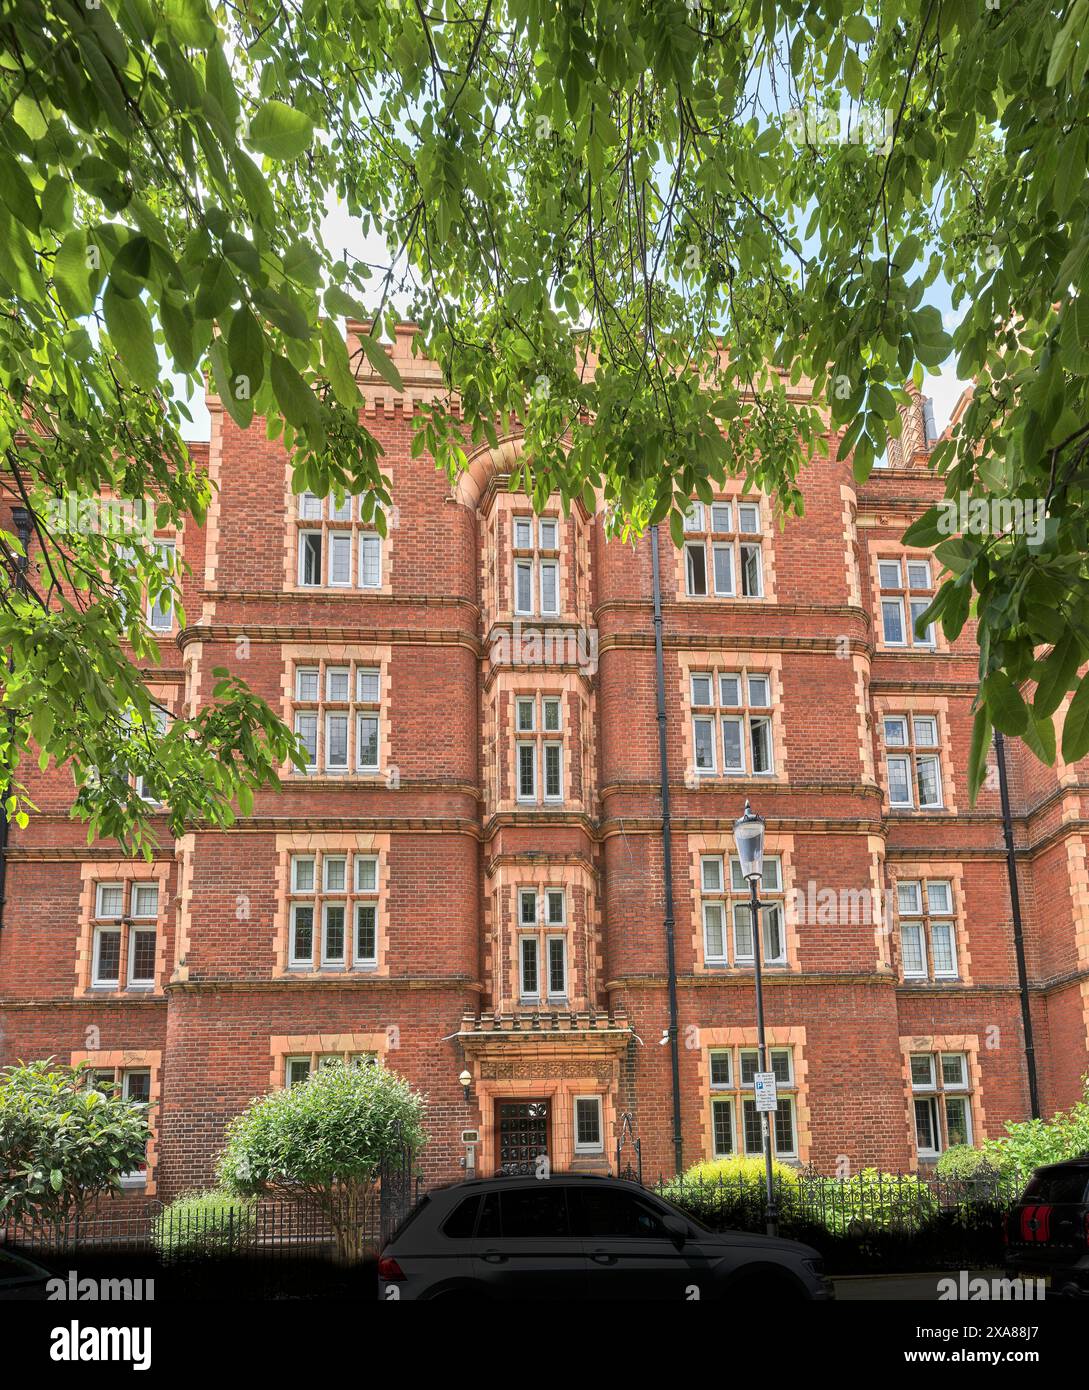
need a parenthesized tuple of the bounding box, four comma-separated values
(386, 1192, 430, 1242)
(477, 1191, 501, 1238)
(1023, 1168, 1089, 1204)
(498, 1185, 570, 1238)
(442, 1195, 480, 1238)
(575, 1187, 670, 1239)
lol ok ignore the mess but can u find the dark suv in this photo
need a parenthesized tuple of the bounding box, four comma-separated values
(1005, 1158, 1089, 1298)
(378, 1174, 832, 1301)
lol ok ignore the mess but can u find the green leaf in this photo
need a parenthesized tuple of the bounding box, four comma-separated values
(103, 284, 160, 393)
(1034, 630, 1082, 719)
(967, 704, 992, 807)
(270, 353, 320, 428)
(984, 671, 1028, 736)
(1061, 673, 1089, 764)
(248, 101, 315, 160)
(320, 319, 362, 408)
(356, 331, 404, 391)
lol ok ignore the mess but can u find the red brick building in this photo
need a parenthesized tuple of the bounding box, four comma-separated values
(2, 325, 1087, 1198)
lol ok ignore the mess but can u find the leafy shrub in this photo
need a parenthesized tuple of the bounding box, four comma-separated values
(217, 1060, 427, 1262)
(0, 1060, 151, 1226)
(795, 1169, 937, 1235)
(152, 1189, 256, 1258)
(660, 1155, 804, 1227)
(979, 1079, 1089, 1184)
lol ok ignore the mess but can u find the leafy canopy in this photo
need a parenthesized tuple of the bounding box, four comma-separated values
(217, 1060, 426, 1197)
(2, 0, 1089, 842)
(0, 1059, 152, 1224)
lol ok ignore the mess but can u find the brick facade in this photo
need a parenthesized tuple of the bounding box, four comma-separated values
(2, 327, 1088, 1197)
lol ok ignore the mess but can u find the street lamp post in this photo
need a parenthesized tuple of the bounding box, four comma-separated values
(733, 799, 778, 1239)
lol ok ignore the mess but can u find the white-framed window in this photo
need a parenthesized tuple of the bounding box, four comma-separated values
(359, 532, 382, 588)
(518, 887, 569, 1002)
(286, 1056, 312, 1087)
(92, 881, 159, 989)
(910, 1050, 973, 1157)
(690, 667, 776, 778)
(512, 693, 565, 805)
(292, 659, 384, 776)
(511, 514, 562, 615)
(519, 934, 539, 1000)
(878, 556, 936, 647)
(574, 1095, 604, 1153)
(295, 491, 383, 589)
(710, 1045, 797, 1159)
(147, 540, 175, 631)
(130, 707, 170, 803)
(699, 854, 785, 966)
(287, 851, 381, 973)
(683, 495, 765, 600)
(298, 530, 323, 587)
(897, 878, 958, 981)
(883, 714, 944, 809)
(547, 936, 567, 998)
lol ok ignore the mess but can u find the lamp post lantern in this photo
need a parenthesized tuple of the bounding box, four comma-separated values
(732, 799, 778, 1238)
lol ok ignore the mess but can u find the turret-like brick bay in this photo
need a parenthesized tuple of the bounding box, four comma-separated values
(2, 325, 1086, 1197)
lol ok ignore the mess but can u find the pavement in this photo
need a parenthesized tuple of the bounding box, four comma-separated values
(832, 1269, 1007, 1300)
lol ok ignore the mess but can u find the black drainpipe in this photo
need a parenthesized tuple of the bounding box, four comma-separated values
(0, 505, 31, 932)
(994, 730, 1040, 1118)
(650, 525, 684, 1174)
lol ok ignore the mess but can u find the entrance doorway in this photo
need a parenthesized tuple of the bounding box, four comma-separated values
(495, 1099, 550, 1175)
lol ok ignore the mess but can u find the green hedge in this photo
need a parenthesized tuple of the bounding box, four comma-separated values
(151, 1190, 256, 1258)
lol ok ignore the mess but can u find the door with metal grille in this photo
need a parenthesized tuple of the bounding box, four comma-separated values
(496, 1100, 550, 1175)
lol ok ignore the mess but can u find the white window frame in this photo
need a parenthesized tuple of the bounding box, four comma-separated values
(298, 530, 323, 587)
(573, 1095, 604, 1153)
(685, 542, 708, 597)
(328, 531, 353, 587)
(324, 711, 349, 772)
(546, 935, 567, 999)
(516, 742, 537, 801)
(514, 559, 534, 615)
(289, 902, 315, 968)
(358, 532, 382, 589)
(519, 934, 540, 1000)
(542, 742, 563, 802)
(147, 540, 175, 631)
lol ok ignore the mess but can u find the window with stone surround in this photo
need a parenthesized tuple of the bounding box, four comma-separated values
(517, 886, 568, 1003)
(79, 1059, 158, 1188)
(514, 693, 564, 805)
(292, 659, 382, 775)
(708, 1045, 797, 1158)
(691, 667, 775, 778)
(91, 880, 159, 989)
(512, 513, 561, 617)
(284, 1051, 378, 1086)
(896, 878, 959, 981)
(574, 1095, 604, 1153)
(910, 1051, 973, 1158)
(682, 498, 764, 599)
(883, 714, 944, 809)
(699, 854, 785, 967)
(288, 850, 381, 971)
(147, 539, 175, 631)
(296, 491, 382, 589)
(878, 556, 936, 648)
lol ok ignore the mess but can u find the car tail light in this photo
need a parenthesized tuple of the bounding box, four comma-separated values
(377, 1255, 406, 1282)
(1083, 1211, 1089, 1249)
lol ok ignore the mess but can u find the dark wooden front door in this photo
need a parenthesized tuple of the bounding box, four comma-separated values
(496, 1099, 550, 1175)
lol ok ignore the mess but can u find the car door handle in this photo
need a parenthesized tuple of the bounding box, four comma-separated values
(589, 1250, 617, 1264)
(481, 1250, 508, 1263)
